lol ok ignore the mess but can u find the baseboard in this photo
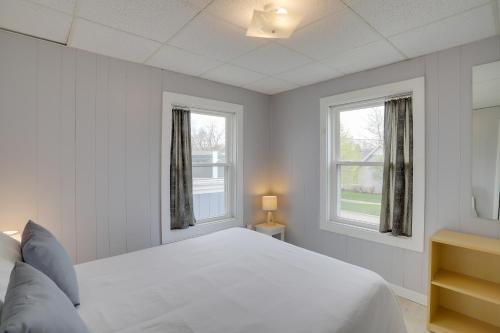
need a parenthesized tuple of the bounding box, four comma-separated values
(389, 283, 427, 306)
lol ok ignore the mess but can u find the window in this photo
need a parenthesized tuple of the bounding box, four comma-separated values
(320, 77, 425, 252)
(162, 92, 243, 244)
(333, 102, 384, 229)
(191, 111, 233, 222)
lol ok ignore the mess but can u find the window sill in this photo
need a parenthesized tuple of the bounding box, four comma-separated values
(320, 219, 424, 252)
(162, 217, 242, 244)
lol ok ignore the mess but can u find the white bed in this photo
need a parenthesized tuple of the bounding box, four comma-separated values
(76, 228, 407, 333)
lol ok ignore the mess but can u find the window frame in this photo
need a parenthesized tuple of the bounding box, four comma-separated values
(330, 100, 385, 231)
(320, 77, 425, 252)
(161, 92, 243, 244)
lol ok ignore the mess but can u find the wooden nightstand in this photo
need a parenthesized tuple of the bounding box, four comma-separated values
(255, 222, 285, 241)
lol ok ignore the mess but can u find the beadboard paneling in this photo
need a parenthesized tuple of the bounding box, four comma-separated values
(269, 36, 500, 295)
(75, 50, 97, 263)
(0, 29, 270, 263)
(95, 55, 110, 259)
(0, 31, 37, 234)
(37, 41, 62, 240)
(60, 46, 77, 260)
(125, 63, 151, 252)
(107, 58, 128, 257)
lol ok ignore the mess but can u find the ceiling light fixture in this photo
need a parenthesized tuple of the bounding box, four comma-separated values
(246, 4, 303, 39)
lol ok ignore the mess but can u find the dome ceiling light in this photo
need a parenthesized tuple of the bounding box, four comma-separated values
(246, 3, 303, 39)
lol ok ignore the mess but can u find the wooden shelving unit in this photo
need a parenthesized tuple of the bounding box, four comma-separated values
(428, 230, 500, 332)
(429, 308, 500, 333)
(432, 270, 500, 305)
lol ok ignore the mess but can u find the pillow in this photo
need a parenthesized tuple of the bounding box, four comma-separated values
(0, 233, 21, 303)
(21, 220, 80, 306)
(0, 261, 89, 333)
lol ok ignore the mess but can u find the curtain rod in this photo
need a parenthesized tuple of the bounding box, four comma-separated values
(171, 103, 231, 115)
(171, 103, 190, 110)
(385, 92, 412, 101)
(330, 92, 413, 110)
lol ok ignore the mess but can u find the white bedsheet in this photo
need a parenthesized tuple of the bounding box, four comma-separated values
(76, 228, 407, 333)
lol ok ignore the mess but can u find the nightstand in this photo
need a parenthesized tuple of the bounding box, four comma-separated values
(255, 222, 285, 241)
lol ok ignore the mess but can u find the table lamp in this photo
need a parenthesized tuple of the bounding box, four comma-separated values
(262, 195, 277, 224)
(3, 230, 21, 242)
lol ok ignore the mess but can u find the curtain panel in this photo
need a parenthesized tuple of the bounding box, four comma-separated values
(380, 96, 413, 237)
(170, 107, 196, 230)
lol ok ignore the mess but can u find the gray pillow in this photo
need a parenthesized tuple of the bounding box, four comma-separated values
(21, 220, 80, 306)
(0, 261, 89, 333)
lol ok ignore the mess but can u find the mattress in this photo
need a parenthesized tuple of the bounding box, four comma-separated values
(76, 228, 407, 333)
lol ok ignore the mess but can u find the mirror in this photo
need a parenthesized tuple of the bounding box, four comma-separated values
(472, 60, 500, 220)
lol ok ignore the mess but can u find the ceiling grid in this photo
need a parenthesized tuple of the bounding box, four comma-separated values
(0, 0, 497, 94)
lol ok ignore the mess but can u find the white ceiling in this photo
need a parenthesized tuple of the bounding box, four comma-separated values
(1, 0, 499, 95)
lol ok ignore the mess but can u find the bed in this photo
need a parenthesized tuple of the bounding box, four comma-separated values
(76, 228, 407, 333)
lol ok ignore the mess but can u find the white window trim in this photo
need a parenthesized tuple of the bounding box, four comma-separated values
(161, 92, 244, 244)
(320, 77, 425, 252)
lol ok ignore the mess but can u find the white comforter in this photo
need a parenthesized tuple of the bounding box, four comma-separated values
(76, 228, 407, 333)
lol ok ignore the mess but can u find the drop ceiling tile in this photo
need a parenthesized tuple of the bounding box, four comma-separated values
(231, 43, 311, 75)
(170, 12, 266, 61)
(29, 0, 75, 14)
(244, 77, 299, 95)
(389, 4, 496, 58)
(206, 0, 346, 30)
(69, 18, 161, 63)
(201, 64, 265, 87)
(277, 62, 343, 86)
(147, 45, 221, 76)
(0, 0, 72, 43)
(77, 0, 200, 42)
(322, 40, 404, 75)
(345, 0, 490, 37)
(280, 8, 380, 61)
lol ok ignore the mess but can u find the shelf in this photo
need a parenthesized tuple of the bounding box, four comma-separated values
(428, 230, 500, 331)
(432, 270, 500, 305)
(429, 308, 500, 333)
(431, 230, 500, 256)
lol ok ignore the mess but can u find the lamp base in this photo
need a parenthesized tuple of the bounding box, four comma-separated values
(266, 211, 274, 224)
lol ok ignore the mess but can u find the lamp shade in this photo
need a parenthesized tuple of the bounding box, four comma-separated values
(262, 196, 277, 211)
(3, 230, 21, 242)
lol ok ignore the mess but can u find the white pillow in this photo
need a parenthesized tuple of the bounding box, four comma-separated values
(0, 232, 21, 302)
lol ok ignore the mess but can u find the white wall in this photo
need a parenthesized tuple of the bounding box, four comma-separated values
(2, 27, 500, 296)
(0, 30, 271, 263)
(269, 36, 500, 295)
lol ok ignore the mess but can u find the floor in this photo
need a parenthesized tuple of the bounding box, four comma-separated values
(398, 297, 430, 333)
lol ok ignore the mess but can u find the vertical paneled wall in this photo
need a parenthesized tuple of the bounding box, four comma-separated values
(0, 30, 270, 263)
(269, 36, 500, 295)
(0, 31, 163, 263)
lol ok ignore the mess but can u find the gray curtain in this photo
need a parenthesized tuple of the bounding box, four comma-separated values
(380, 96, 413, 236)
(170, 107, 195, 230)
